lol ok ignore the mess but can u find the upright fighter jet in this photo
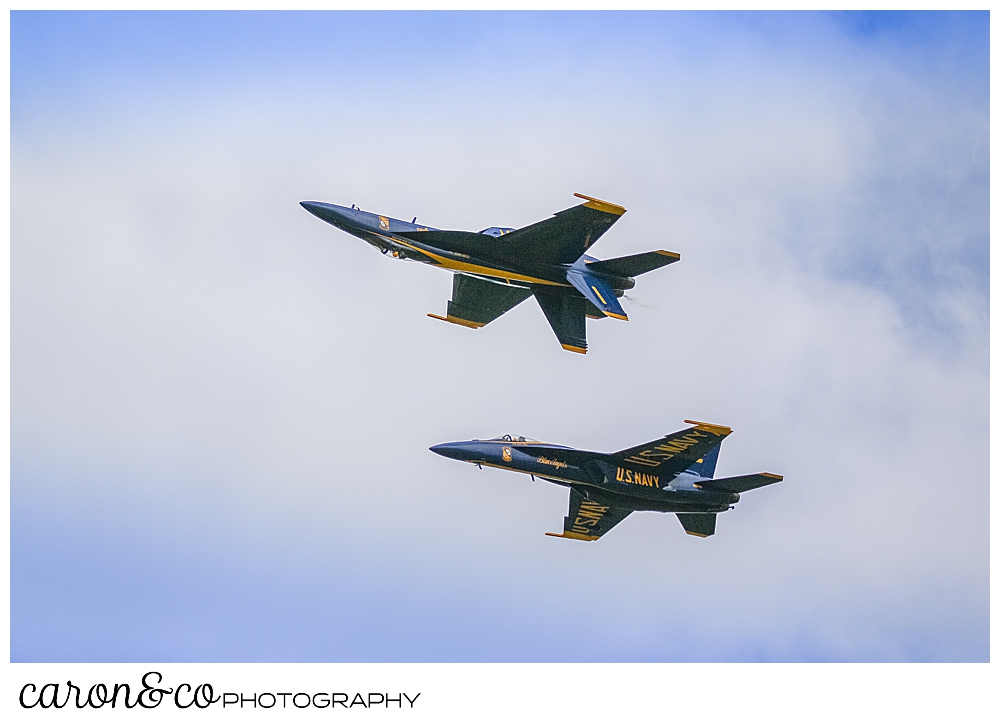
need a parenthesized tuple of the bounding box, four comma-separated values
(300, 194, 679, 353)
(431, 421, 781, 541)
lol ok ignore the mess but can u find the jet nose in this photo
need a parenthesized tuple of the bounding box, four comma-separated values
(430, 443, 474, 462)
(300, 200, 356, 229)
(300, 201, 331, 219)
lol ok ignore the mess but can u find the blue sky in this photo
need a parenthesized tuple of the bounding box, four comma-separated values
(11, 11, 988, 662)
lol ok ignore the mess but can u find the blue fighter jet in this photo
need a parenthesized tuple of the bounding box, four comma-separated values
(431, 421, 781, 540)
(300, 194, 679, 353)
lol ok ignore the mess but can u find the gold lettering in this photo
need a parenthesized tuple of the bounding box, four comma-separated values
(616, 467, 625, 482)
(537, 456, 568, 470)
(626, 470, 633, 483)
(626, 456, 662, 468)
(653, 475, 659, 488)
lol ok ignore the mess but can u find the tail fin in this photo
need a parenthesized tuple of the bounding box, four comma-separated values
(534, 289, 589, 353)
(565, 268, 628, 320)
(683, 443, 722, 478)
(676, 513, 716, 537)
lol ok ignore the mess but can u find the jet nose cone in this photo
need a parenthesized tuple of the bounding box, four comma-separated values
(300, 201, 325, 217)
(300, 200, 359, 231)
(430, 443, 472, 461)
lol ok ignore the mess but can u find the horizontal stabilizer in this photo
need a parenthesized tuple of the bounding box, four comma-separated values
(696, 473, 782, 494)
(676, 513, 716, 538)
(586, 250, 680, 277)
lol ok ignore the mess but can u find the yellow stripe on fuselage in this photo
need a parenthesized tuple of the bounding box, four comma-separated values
(477, 460, 583, 486)
(385, 235, 569, 287)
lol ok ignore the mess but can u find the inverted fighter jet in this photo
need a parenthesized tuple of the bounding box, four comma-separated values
(300, 194, 679, 353)
(431, 421, 781, 541)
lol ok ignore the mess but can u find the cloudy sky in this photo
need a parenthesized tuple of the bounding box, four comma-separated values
(11, 11, 988, 662)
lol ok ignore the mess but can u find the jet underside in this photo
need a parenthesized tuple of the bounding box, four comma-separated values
(300, 195, 680, 353)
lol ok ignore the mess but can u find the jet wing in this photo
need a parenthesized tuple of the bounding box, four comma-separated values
(491, 194, 627, 266)
(612, 420, 733, 479)
(696, 473, 782, 493)
(546, 488, 632, 541)
(428, 273, 532, 329)
(533, 288, 589, 353)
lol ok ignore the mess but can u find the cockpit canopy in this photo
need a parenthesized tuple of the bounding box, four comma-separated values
(479, 227, 516, 237)
(487, 434, 535, 443)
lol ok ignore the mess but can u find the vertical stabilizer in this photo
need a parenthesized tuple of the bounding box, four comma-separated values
(683, 443, 722, 478)
(676, 513, 717, 538)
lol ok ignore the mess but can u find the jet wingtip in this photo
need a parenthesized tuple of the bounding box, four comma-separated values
(683, 419, 733, 436)
(573, 192, 626, 216)
(427, 313, 485, 329)
(546, 531, 598, 541)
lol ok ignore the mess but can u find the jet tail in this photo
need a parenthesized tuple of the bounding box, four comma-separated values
(534, 289, 589, 353)
(586, 250, 680, 277)
(565, 269, 628, 320)
(683, 444, 722, 478)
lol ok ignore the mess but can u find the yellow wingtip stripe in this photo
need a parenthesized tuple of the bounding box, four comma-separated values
(605, 312, 628, 321)
(685, 531, 710, 538)
(573, 192, 626, 216)
(655, 250, 681, 260)
(761, 473, 783, 481)
(683, 419, 733, 436)
(427, 313, 485, 329)
(546, 531, 599, 541)
(561, 344, 587, 354)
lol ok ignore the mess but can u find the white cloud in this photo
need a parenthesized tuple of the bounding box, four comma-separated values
(12, 14, 987, 661)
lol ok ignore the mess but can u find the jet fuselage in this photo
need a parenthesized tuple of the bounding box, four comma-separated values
(300, 201, 635, 292)
(430, 438, 738, 515)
